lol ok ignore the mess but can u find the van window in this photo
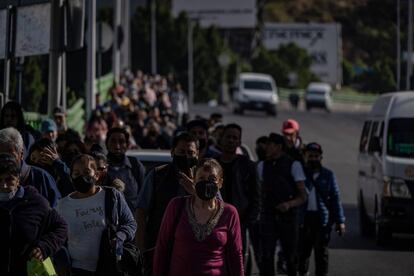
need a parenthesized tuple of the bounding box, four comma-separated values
(387, 118, 414, 158)
(359, 121, 372, 152)
(307, 90, 326, 96)
(368, 122, 379, 153)
(243, 81, 272, 91)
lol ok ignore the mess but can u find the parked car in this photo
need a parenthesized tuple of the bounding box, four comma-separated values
(232, 73, 279, 116)
(357, 92, 414, 245)
(127, 149, 171, 174)
(305, 82, 333, 112)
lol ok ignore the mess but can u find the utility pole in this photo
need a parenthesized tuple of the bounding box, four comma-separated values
(150, 0, 157, 75)
(48, 0, 64, 115)
(120, 0, 131, 71)
(86, 0, 96, 121)
(397, 0, 401, 90)
(3, 5, 14, 104)
(187, 20, 194, 107)
(407, 0, 413, 90)
(113, 0, 121, 83)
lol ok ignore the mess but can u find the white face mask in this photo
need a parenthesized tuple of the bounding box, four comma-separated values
(0, 190, 16, 202)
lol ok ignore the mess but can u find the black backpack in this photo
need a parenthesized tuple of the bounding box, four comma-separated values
(96, 187, 143, 276)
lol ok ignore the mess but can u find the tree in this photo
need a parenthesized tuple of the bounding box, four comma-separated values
(251, 44, 317, 88)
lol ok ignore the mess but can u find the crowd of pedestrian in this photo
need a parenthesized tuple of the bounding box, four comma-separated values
(0, 69, 345, 276)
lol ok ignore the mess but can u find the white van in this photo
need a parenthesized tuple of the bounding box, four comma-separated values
(305, 82, 333, 112)
(357, 92, 414, 245)
(232, 73, 279, 116)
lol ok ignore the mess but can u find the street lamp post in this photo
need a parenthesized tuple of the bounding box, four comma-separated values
(218, 52, 231, 105)
(407, 0, 413, 90)
(188, 20, 194, 107)
(150, 0, 157, 75)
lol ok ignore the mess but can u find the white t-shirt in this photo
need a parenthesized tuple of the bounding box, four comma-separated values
(257, 160, 306, 183)
(56, 188, 106, 272)
(307, 173, 320, 211)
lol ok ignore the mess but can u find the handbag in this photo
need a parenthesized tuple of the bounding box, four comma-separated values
(27, 257, 57, 276)
(96, 187, 143, 276)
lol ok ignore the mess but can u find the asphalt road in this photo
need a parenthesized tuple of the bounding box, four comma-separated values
(191, 101, 414, 276)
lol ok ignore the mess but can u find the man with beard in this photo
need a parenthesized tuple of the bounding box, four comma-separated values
(282, 119, 305, 164)
(298, 143, 345, 276)
(257, 133, 307, 276)
(136, 132, 199, 276)
(106, 127, 145, 214)
(187, 119, 217, 158)
(216, 123, 259, 265)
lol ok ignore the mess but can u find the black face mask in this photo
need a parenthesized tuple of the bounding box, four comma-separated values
(107, 152, 125, 164)
(195, 180, 218, 201)
(307, 160, 322, 171)
(198, 139, 207, 150)
(173, 155, 198, 171)
(72, 175, 95, 193)
(256, 148, 267, 161)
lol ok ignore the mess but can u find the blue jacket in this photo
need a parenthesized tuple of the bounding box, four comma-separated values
(300, 167, 345, 226)
(21, 161, 62, 208)
(104, 187, 137, 243)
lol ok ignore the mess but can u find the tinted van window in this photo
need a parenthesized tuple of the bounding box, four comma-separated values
(244, 81, 272, 91)
(387, 118, 414, 158)
(359, 121, 372, 153)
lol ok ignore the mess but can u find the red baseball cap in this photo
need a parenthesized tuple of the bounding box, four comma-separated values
(282, 119, 300, 134)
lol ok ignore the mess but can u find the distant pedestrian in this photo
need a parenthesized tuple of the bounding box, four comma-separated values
(41, 119, 59, 142)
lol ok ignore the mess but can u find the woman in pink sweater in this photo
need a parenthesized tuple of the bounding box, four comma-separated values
(153, 158, 244, 276)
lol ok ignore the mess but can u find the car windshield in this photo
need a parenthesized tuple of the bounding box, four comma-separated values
(244, 80, 272, 91)
(307, 90, 326, 95)
(387, 118, 414, 158)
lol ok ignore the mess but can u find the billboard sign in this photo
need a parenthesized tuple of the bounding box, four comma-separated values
(15, 3, 51, 57)
(172, 0, 257, 28)
(0, 3, 50, 59)
(263, 23, 342, 86)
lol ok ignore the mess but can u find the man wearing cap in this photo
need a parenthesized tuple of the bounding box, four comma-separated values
(187, 119, 217, 158)
(41, 119, 58, 142)
(257, 133, 307, 276)
(298, 143, 345, 276)
(282, 119, 305, 164)
(53, 107, 81, 140)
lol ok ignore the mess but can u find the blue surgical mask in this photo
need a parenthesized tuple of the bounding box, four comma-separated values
(0, 190, 16, 202)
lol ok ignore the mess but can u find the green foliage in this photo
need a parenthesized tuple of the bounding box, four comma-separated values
(23, 56, 45, 111)
(130, 3, 234, 102)
(264, 0, 398, 93)
(251, 44, 317, 88)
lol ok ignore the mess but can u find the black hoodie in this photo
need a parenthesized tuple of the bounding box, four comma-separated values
(0, 186, 67, 276)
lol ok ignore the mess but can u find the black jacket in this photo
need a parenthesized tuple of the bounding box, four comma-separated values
(0, 186, 67, 276)
(217, 155, 259, 224)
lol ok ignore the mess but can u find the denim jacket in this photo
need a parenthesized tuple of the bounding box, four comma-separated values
(300, 167, 345, 226)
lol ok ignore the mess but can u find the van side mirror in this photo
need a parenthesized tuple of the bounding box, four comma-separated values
(369, 136, 381, 153)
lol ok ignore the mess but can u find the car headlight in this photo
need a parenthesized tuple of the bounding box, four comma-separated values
(384, 177, 412, 199)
